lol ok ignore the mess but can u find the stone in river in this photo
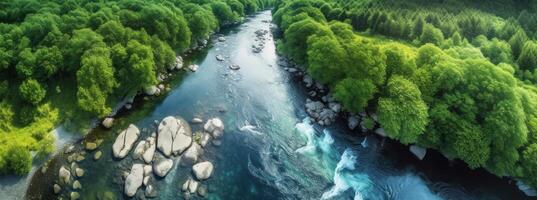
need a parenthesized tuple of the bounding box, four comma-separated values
(182, 142, 203, 166)
(71, 192, 80, 200)
(197, 185, 208, 197)
(102, 117, 114, 129)
(192, 161, 214, 180)
(85, 142, 97, 151)
(72, 180, 82, 190)
(59, 166, 71, 184)
(112, 124, 140, 159)
(157, 116, 192, 157)
(192, 117, 203, 124)
(53, 184, 61, 194)
(142, 137, 156, 163)
(124, 164, 144, 197)
(203, 118, 224, 139)
(145, 184, 157, 198)
(188, 179, 199, 194)
(229, 64, 240, 70)
(217, 36, 226, 42)
(188, 64, 199, 72)
(153, 157, 174, 177)
(75, 168, 85, 177)
(94, 151, 102, 160)
(347, 115, 359, 130)
(216, 54, 225, 61)
(410, 145, 427, 160)
(374, 128, 388, 137)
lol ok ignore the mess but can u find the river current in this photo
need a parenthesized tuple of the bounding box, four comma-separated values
(19, 10, 533, 200)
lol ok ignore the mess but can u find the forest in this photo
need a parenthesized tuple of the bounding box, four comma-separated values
(273, 0, 537, 189)
(0, 0, 273, 175)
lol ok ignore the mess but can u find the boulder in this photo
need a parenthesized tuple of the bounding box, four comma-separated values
(157, 116, 193, 157)
(182, 143, 202, 166)
(59, 166, 71, 184)
(71, 192, 80, 200)
(409, 145, 427, 160)
(112, 124, 140, 159)
(102, 117, 114, 129)
(125, 104, 132, 110)
(153, 157, 174, 177)
(75, 168, 85, 177)
(53, 184, 61, 194)
(192, 161, 214, 180)
(188, 179, 199, 194)
(145, 184, 158, 198)
(303, 75, 313, 87)
(175, 57, 184, 70)
(192, 118, 203, 124)
(199, 132, 211, 147)
(203, 118, 224, 139)
(188, 64, 199, 72)
(217, 37, 226, 42)
(132, 140, 147, 160)
(94, 151, 102, 160)
(142, 137, 156, 163)
(144, 86, 159, 96)
(328, 102, 341, 113)
(85, 142, 97, 151)
(143, 165, 153, 177)
(72, 180, 82, 190)
(216, 54, 225, 61)
(124, 164, 144, 197)
(229, 64, 240, 70)
(347, 115, 359, 130)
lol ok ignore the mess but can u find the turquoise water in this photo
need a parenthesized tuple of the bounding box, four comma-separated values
(25, 10, 532, 200)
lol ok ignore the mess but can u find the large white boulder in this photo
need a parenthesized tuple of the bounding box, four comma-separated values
(124, 164, 144, 197)
(153, 158, 174, 177)
(112, 124, 140, 159)
(204, 118, 224, 139)
(132, 137, 156, 163)
(193, 161, 214, 180)
(182, 142, 203, 166)
(157, 116, 192, 157)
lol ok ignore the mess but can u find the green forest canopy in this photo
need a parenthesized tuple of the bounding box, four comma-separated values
(274, 0, 537, 188)
(0, 0, 274, 175)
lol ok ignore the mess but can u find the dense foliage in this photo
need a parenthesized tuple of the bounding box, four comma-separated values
(0, 0, 273, 175)
(274, 0, 537, 188)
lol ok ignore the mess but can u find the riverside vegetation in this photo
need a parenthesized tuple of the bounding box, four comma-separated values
(0, 0, 274, 175)
(273, 0, 537, 189)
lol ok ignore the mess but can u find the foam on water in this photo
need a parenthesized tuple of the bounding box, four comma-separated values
(321, 149, 371, 200)
(295, 118, 317, 155)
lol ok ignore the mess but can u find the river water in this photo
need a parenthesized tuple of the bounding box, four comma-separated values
(24, 10, 533, 200)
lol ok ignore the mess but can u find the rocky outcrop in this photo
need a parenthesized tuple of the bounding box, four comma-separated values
(153, 157, 174, 177)
(204, 118, 224, 139)
(305, 99, 338, 126)
(124, 164, 144, 197)
(157, 116, 193, 157)
(112, 124, 140, 159)
(182, 142, 203, 166)
(193, 161, 214, 180)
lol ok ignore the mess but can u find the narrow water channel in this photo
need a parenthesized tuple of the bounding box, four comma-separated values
(25, 10, 531, 200)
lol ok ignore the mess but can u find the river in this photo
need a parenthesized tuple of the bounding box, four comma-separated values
(24, 10, 533, 200)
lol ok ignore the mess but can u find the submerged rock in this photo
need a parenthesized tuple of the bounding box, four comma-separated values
(125, 164, 144, 197)
(72, 180, 82, 190)
(157, 116, 192, 157)
(112, 124, 140, 159)
(216, 54, 225, 61)
(145, 184, 158, 198)
(193, 161, 214, 180)
(94, 151, 102, 160)
(197, 185, 208, 197)
(229, 64, 240, 70)
(70, 192, 80, 200)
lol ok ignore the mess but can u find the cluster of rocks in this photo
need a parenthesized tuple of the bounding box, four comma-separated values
(305, 98, 341, 126)
(54, 139, 104, 199)
(109, 116, 223, 198)
(252, 29, 269, 53)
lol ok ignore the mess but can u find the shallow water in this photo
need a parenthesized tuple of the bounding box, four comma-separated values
(24, 11, 533, 200)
